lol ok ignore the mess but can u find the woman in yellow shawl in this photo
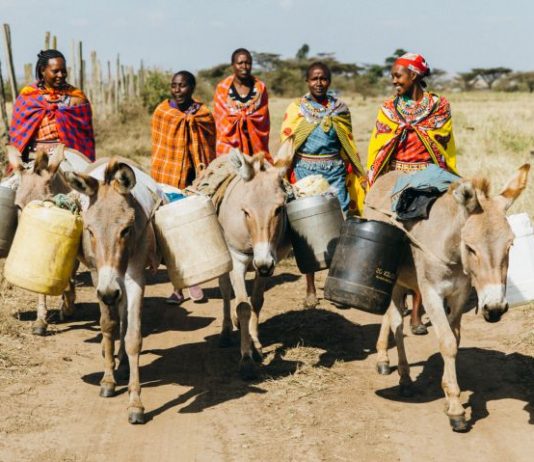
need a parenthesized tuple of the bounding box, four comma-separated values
(367, 52, 457, 334)
(278, 62, 366, 308)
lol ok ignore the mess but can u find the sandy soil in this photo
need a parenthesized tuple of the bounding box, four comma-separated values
(0, 261, 533, 462)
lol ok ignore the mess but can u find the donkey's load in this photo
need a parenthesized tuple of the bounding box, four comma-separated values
(4, 200, 82, 295)
(155, 194, 232, 289)
(0, 185, 17, 257)
(324, 217, 407, 313)
(287, 194, 344, 274)
(505, 213, 534, 307)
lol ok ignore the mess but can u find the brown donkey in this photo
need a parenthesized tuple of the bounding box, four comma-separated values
(364, 164, 529, 432)
(66, 159, 159, 424)
(216, 150, 290, 379)
(6, 144, 89, 335)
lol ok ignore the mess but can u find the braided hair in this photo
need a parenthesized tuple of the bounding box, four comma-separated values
(35, 49, 66, 85)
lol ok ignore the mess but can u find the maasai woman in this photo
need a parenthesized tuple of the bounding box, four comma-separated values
(367, 52, 457, 334)
(279, 62, 366, 308)
(9, 49, 95, 161)
(151, 70, 216, 305)
(213, 48, 270, 159)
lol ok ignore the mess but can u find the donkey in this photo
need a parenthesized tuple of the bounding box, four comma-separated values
(6, 144, 90, 335)
(216, 150, 290, 379)
(66, 159, 160, 424)
(364, 164, 530, 432)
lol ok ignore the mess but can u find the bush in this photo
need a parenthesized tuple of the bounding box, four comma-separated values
(141, 69, 172, 113)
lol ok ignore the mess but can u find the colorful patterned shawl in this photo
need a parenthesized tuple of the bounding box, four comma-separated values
(9, 83, 95, 161)
(280, 93, 366, 214)
(367, 93, 457, 186)
(213, 75, 270, 159)
(151, 100, 216, 189)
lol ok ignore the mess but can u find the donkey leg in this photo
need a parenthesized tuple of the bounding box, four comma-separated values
(390, 301, 413, 397)
(33, 294, 48, 336)
(230, 258, 257, 380)
(116, 301, 129, 381)
(422, 286, 468, 432)
(218, 273, 234, 348)
(124, 271, 145, 424)
(376, 306, 393, 375)
(304, 273, 318, 308)
(99, 303, 118, 398)
(250, 274, 267, 362)
(59, 260, 80, 321)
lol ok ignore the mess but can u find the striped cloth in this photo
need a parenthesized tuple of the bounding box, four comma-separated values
(213, 75, 270, 159)
(151, 100, 216, 189)
(9, 83, 95, 161)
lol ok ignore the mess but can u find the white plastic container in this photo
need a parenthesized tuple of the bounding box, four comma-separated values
(155, 195, 232, 289)
(506, 213, 534, 307)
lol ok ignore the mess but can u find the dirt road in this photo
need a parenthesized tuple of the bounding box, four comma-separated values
(0, 261, 533, 462)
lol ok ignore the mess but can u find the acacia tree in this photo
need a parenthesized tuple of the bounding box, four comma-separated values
(471, 67, 512, 89)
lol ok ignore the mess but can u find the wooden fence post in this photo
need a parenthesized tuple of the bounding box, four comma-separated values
(2, 24, 18, 99)
(0, 59, 10, 145)
(52, 35, 57, 50)
(44, 31, 50, 49)
(70, 40, 77, 87)
(24, 63, 32, 85)
(77, 41, 83, 91)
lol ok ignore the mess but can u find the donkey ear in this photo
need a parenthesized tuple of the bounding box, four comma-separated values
(48, 143, 65, 175)
(229, 149, 254, 182)
(496, 163, 530, 211)
(7, 145, 24, 173)
(112, 163, 136, 194)
(33, 151, 49, 175)
(452, 181, 480, 213)
(65, 171, 99, 197)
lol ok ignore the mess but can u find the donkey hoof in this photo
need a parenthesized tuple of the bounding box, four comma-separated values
(32, 324, 47, 336)
(252, 347, 264, 364)
(399, 382, 414, 397)
(218, 334, 233, 348)
(99, 384, 116, 398)
(128, 409, 145, 425)
(376, 362, 391, 375)
(449, 415, 469, 433)
(304, 294, 318, 309)
(239, 357, 259, 381)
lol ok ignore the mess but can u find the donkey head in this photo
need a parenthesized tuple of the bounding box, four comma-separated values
(8, 144, 67, 211)
(229, 149, 288, 276)
(66, 159, 139, 306)
(452, 164, 530, 322)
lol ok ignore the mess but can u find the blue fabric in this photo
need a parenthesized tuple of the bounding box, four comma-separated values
(165, 192, 186, 202)
(300, 123, 341, 154)
(294, 156, 349, 213)
(391, 164, 461, 213)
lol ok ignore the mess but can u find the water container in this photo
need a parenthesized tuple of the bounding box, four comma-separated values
(506, 213, 534, 307)
(324, 217, 407, 314)
(155, 195, 233, 289)
(4, 201, 82, 295)
(0, 185, 17, 257)
(287, 195, 344, 274)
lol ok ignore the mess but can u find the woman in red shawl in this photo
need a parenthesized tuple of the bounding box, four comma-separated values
(9, 49, 95, 161)
(213, 48, 270, 159)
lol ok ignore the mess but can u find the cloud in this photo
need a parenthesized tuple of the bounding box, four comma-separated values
(279, 0, 294, 10)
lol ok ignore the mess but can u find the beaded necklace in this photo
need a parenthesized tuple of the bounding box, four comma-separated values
(396, 92, 432, 122)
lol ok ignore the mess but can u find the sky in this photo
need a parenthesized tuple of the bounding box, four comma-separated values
(0, 0, 532, 76)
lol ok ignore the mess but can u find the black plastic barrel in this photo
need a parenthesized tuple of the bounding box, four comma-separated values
(324, 217, 407, 314)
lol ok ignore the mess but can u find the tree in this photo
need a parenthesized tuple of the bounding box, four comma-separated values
(384, 48, 408, 70)
(455, 71, 478, 91)
(252, 52, 281, 72)
(515, 72, 534, 92)
(471, 67, 512, 89)
(295, 44, 309, 60)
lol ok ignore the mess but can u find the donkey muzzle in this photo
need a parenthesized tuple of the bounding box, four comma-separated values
(478, 284, 508, 323)
(96, 266, 123, 306)
(253, 242, 276, 277)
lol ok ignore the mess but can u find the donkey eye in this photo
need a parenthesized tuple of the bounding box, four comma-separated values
(120, 226, 132, 238)
(466, 245, 477, 256)
(243, 209, 250, 218)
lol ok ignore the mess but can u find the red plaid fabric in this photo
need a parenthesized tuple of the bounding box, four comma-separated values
(9, 83, 95, 161)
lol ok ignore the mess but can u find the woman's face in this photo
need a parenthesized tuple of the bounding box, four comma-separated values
(391, 64, 418, 96)
(307, 67, 330, 100)
(171, 74, 194, 105)
(232, 53, 252, 80)
(42, 57, 67, 89)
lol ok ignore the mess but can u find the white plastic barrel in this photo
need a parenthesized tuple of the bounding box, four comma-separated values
(155, 195, 232, 289)
(506, 213, 534, 307)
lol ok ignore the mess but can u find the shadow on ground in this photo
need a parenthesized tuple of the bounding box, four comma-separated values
(375, 347, 534, 428)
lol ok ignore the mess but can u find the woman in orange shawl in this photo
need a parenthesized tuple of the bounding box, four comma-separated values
(368, 52, 457, 335)
(213, 48, 270, 159)
(151, 71, 216, 189)
(9, 49, 94, 161)
(151, 70, 216, 305)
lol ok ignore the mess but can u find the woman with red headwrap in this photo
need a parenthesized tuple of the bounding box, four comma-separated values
(367, 52, 457, 335)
